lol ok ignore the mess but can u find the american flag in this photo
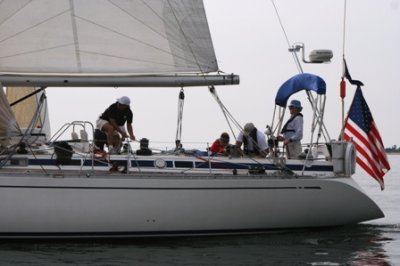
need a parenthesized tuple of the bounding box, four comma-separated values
(343, 86, 390, 190)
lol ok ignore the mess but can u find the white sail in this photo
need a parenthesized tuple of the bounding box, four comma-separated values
(0, 0, 219, 78)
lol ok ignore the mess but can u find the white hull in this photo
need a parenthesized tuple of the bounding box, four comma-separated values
(0, 171, 383, 238)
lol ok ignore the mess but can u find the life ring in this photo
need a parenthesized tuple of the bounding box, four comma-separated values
(344, 142, 356, 176)
(154, 158, 166, 169)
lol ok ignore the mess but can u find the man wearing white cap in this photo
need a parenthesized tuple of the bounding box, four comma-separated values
(96, 96, 136, 154)
(278, 99, 303, 159)
(235, 122, 268, 157)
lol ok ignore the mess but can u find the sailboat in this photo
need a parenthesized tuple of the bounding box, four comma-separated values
(0, 0, 386, 238)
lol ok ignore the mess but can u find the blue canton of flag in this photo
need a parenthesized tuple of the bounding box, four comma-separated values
(343, 86, 390, 190)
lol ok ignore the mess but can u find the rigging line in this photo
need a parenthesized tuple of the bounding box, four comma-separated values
(209, 87, 239, 140)
(271, 0, 291, 48)
(271, 1, 303, 74)
(209, 87, 242, 129)
(0, 9, 71, 44)
(291, 52, 303, 73)
(223, 110, 242, 135)
(269, 105, 280, 135)
(9, 87, 46, 107)
(108, 0, 189, 53)
(0, 0, 32, 27)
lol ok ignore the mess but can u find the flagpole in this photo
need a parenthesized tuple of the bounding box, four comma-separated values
(340, 0, 390, 189)
(340, 0, 347, 140)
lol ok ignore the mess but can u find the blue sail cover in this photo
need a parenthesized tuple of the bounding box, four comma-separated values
(275, 73, 326, 107)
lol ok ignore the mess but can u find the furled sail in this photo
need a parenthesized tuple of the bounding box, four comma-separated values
(0, 0, 238, 87)
(6, 87, 51, 140)
(0, 84, 20, 146)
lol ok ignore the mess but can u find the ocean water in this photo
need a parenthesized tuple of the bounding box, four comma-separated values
(0, 156, 398, 266)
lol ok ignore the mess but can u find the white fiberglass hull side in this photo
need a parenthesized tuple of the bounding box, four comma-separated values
(0, 173, 383, 238)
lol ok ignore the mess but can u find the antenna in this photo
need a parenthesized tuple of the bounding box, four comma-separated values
(289, 43, 333, 64)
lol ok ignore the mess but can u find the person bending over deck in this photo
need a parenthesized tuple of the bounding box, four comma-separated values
(235, 123, 268, 157)
(278, 99, 304, 159)
(210, 132, 230, 155)
(96, 96, 136, 154)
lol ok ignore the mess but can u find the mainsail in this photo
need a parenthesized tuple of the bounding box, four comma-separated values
(0, 0, 238, 87)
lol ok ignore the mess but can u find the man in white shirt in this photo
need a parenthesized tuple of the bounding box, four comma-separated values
(278, 99, 304, 159)
(236, 122, 269, 157)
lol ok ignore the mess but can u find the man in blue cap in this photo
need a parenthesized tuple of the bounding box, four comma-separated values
(278, 99, 303, 159)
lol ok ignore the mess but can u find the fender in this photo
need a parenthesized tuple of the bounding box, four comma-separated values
(344, 142, 356, 176)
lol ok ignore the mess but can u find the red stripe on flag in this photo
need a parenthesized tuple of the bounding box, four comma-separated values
(344, 118, 387, 190)
(346, 130, 383, 179)
(370, 122, 391, 170)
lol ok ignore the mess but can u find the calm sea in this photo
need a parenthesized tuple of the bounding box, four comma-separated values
(0, 156, 398, 266)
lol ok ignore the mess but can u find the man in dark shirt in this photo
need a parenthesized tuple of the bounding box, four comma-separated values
(96, 96, 136, 153)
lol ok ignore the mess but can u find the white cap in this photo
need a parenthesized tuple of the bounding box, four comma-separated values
(244, 122, 255, 133)
(117, 96, 131, 105)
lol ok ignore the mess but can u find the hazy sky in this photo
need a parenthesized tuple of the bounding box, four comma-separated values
(46, 0, 400, 149)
